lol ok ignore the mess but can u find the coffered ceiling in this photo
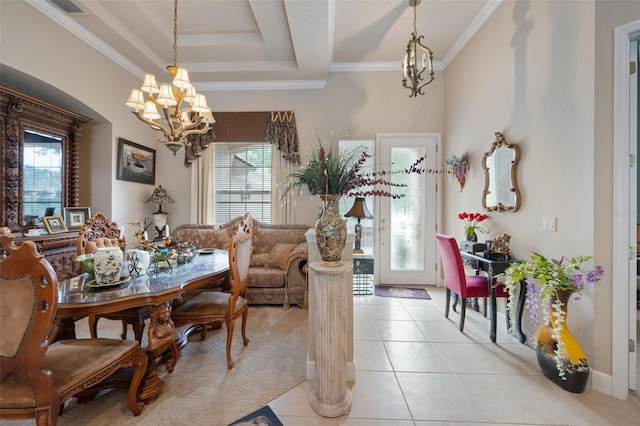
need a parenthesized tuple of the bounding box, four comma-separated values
(24, 0, 499, 91)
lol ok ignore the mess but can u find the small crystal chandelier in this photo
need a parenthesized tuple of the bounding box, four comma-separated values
(126, 0, 214, 155)
(402, 0, 435, 97)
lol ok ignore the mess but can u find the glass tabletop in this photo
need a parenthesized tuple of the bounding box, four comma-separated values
(58, 249, 229, 305)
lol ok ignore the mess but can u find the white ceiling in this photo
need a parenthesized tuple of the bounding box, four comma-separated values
(26, 0, 500, 91)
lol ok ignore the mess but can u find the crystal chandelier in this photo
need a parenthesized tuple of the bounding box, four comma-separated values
(402, 0, 435, 97)
(126, 0, 214, 154)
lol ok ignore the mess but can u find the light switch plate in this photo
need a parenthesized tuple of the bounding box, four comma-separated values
(543, 217, 557, 232)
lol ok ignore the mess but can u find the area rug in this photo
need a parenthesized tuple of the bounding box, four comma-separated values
(375, 285, 431, 299)
(13, 306, 308, 426)
(228, 405, 283, 425)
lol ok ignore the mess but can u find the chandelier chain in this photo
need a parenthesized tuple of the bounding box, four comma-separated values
(413, 3, 417, 34)
(173, 0, 178, 67)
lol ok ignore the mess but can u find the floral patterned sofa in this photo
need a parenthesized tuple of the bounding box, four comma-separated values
(173, 218, 311, 306)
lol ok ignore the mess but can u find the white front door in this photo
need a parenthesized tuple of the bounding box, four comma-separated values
(376, 133, 440, 285)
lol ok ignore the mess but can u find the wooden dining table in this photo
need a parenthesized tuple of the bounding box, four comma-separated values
(53, 249, 229, 404)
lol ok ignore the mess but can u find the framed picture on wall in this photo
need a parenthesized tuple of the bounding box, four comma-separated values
(43, 215, 68, 234)
(116, 138, 156, 185)
(63, 207, 91, 230)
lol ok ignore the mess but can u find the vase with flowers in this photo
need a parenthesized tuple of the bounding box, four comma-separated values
(283, 140, 429, 265)
(500, 253, 603, 392)
(457, 212, 488, 242)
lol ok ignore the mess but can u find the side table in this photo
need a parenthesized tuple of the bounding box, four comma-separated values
(353, 254, 373, 295)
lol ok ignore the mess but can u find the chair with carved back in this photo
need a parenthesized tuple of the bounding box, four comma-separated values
(171, 212, 252, 369)
(77, 211, 149, 341)
(0, 228, 148, 425)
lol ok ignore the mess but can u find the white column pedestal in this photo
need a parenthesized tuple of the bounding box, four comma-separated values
(308, 261, 352, 417)
(305, 229, 355, 382)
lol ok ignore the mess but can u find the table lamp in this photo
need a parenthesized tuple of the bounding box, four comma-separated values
(344, 197, 373, 254)
(146, 185, 175, 240)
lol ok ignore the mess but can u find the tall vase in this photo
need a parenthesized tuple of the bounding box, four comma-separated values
(315, 194, 347, 266)
(535, 289, 590, 393)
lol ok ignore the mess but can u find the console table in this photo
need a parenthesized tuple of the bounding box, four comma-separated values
(459, 251, 526, 343)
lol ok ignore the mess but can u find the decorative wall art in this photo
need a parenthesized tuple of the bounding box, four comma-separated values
(117, 138, 156, 185)
(445, 152, 470, 191)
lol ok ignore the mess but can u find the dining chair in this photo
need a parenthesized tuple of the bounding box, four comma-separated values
(77, 211, 149, 341)
(171, 212, 252, 369)
(0, 228, 148, 425)
(435, 233, 509, 332)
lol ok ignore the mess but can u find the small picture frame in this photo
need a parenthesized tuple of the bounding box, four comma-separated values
(43, 215, 68, 234)
(63, 207, 91, 231)
(117, 138, 156, 185)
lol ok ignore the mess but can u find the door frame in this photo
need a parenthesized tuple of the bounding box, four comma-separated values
(612, 19, 640, 400)
(374, 132, 441, 286)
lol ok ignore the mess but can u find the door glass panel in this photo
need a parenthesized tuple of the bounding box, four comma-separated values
(390, 147, 426, 270)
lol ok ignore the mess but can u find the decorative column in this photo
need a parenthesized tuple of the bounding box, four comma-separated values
(305, 229, 355, 381)
(309, 261, 352, 417)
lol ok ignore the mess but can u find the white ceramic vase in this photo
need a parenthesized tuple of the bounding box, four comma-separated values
(93, 247, 123, 284)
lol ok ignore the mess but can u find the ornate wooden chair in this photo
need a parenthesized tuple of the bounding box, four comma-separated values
(171, 212, 252, 369)
(0, 228, 148, 425)
(77, 211, 149, 341)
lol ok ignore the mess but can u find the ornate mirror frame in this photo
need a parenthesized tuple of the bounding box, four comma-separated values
(0, 85, 90, 232)
(481, 132, 521, 212)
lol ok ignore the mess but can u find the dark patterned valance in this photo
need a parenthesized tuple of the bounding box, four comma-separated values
(184, 111, 299, 167)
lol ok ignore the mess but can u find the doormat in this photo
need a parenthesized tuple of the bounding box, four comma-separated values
(228, 405, 283, 426)
(375, 285, 431, 300)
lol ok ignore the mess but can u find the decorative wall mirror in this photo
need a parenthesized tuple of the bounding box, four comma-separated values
(482, 132, 521, 212)
(0, 85, 90, 232)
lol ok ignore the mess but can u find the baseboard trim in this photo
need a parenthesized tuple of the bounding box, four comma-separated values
(591, 369, 613, 396)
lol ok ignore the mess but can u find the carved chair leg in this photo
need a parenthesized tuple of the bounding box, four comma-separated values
(225, 315, 235, 369)
(241, 308, 249, 346)
(88, 314, 99, 339)
(200, 323, 208, 340)
(120, 320, 129, 340)
(132, 319, 145, 342)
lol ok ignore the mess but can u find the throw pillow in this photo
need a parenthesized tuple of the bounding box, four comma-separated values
(250, 253, 268, 267)
(264, 243, 297, 270)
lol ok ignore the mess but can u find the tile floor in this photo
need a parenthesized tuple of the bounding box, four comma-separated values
(269, 286, 640, 425)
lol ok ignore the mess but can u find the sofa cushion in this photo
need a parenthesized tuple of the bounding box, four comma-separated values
(264, 243, 298, 270)
(248, 268, 285, 288)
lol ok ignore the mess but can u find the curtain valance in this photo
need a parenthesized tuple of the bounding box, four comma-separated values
(184, 111, 299, 167)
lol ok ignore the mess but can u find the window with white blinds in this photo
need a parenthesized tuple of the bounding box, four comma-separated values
(22, 130, 63, 218)
(213, 142, 272, 224)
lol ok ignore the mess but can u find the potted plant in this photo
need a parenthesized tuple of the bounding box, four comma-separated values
(282, 140, 430, 264)
(500, 253, 603, 392)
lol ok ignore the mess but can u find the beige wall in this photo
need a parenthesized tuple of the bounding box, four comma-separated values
(444, 0, 640, 380)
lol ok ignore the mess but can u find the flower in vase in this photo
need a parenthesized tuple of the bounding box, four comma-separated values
(457, 212, 488, 240)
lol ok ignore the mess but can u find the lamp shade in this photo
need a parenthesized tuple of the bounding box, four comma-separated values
(146, 185, 175, 214)
(344, 197, 373, 219)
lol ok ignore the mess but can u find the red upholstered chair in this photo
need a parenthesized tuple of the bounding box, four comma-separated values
(171, 212, 252, 369)
(435, 233, 509, 332)
(0, 228, 147, 425)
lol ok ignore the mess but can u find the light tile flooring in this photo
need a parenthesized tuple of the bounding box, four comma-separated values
(269, 286, 640, 425)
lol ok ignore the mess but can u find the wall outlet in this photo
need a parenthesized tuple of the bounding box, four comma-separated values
(543, 217, 557, 232)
